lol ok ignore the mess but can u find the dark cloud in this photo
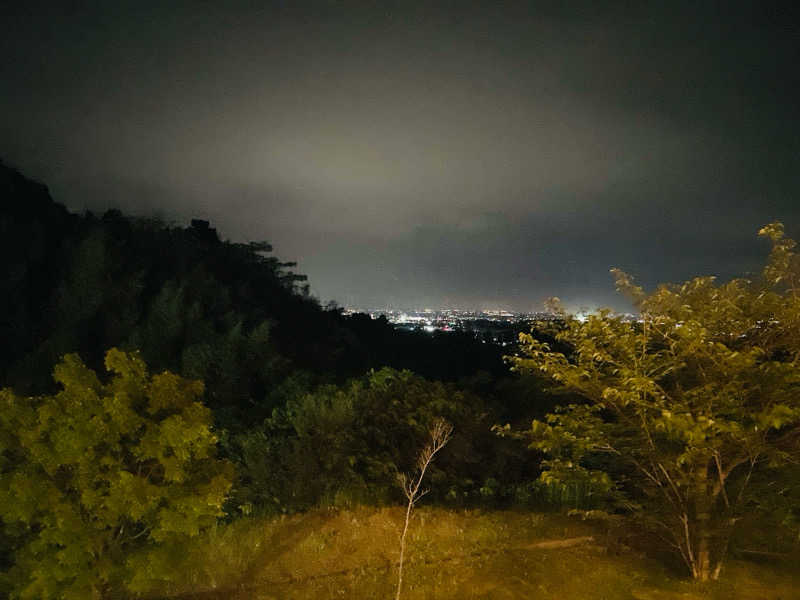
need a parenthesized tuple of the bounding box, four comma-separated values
(2, 1, 798, 310)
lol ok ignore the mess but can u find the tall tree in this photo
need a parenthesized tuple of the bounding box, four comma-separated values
(502, 223, 800, 580)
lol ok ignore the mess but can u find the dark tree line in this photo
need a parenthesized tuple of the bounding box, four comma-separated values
(1, 161, 504, 402)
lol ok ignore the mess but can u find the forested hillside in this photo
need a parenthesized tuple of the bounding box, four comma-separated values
(0, 161, 512, 414)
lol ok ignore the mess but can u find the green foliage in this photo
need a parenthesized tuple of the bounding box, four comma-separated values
(127, 274, 286, 427)
(229, 368, 483, 514)
(503, 223, 800, 580)
(0, 349, 233, 599)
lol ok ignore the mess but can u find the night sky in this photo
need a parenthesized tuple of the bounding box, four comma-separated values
(2, 1, 799, 311)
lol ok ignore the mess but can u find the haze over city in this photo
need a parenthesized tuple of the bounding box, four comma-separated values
(2, 1, 798, 311)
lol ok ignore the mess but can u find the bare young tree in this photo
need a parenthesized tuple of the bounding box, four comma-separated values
(395, 418, 453, 600)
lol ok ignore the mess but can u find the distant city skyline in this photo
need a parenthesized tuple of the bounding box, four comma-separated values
(346, 306, 562, 315)
(341, 301, 609, 315)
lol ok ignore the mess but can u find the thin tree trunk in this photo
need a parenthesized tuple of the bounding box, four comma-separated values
(394, 419, 452, 600)
(694, 462, 712, 581)
(395, 500, 414, 600)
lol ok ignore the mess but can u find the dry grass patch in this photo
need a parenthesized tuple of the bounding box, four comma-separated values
(154, 507, 798, 600)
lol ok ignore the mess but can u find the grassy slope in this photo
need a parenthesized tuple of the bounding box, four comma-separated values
(149, 507, 798, 600)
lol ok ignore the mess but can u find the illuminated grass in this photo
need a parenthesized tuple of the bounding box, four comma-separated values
(151, 507, 799, 600)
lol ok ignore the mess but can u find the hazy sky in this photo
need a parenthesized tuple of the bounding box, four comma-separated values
(2, 1, 799, 311)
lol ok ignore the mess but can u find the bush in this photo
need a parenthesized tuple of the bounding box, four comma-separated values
(229, 368, 481, 513)
(0, 349, 233, 599)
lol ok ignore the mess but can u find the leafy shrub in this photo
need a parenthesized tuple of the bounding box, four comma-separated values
(229, 368, 482, 513)
(0, 349, 233, 599)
